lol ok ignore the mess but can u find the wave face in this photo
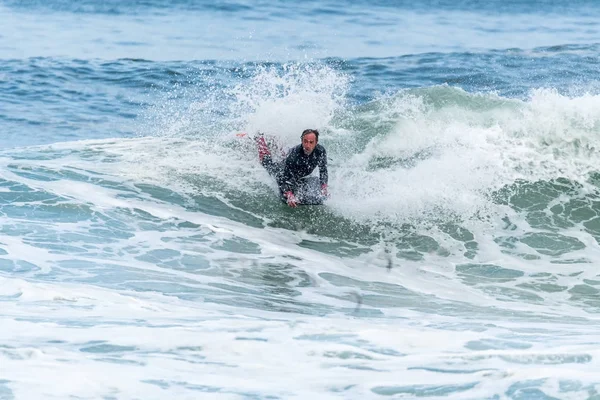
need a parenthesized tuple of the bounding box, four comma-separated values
(2, 1, 600, 398)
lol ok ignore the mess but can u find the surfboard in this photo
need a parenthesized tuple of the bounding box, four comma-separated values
(294, 176, 326, 205)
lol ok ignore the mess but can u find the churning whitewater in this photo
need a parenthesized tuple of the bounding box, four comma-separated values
(3, 0, 600, 398)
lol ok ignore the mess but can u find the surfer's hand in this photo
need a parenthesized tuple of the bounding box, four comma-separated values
(285, 191, 298, 208)
(321, 184, 329, 198)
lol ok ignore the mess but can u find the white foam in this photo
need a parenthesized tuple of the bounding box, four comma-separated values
(4, 81, 600, 399)
(318, 88, 600, 227)
(230, 64, 349, 148)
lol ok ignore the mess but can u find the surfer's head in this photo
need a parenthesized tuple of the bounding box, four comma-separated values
(301, 129, 319, 155)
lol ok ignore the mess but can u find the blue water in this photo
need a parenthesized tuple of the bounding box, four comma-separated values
(2, 1, 600, 399)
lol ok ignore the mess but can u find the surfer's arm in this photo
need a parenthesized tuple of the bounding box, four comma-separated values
(279, 158, 295, 193)
(318, 148, 328, 186)
(283, 190, 298, 207)
(279, 147, 302, 193)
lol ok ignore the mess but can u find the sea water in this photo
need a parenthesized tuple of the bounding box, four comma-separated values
(2, 0, 600, 398)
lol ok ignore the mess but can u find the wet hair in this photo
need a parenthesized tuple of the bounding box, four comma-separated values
(301, 129, 319, 141)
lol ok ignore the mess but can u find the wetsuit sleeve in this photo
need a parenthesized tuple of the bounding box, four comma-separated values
(279, 152, 296, 193)
(319, 147, 328, 186)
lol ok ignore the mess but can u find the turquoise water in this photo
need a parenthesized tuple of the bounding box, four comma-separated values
(2, 1, 600, 399)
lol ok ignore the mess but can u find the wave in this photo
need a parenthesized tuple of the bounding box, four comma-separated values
(5, 61, 600, 272)
(0, 64, 582, 276)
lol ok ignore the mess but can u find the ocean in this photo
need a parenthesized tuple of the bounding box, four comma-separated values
(2, 0, 600, 398)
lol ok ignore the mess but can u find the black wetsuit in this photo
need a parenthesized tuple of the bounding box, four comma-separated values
(262, 144, 328, 201)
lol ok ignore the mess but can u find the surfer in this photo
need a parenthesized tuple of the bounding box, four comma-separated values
(256, 129, 328, 207)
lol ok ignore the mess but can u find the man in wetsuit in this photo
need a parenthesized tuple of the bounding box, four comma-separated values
(256, 129, 328, 207)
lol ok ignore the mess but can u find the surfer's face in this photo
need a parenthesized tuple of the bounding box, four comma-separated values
(302, 133, 317, 155)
